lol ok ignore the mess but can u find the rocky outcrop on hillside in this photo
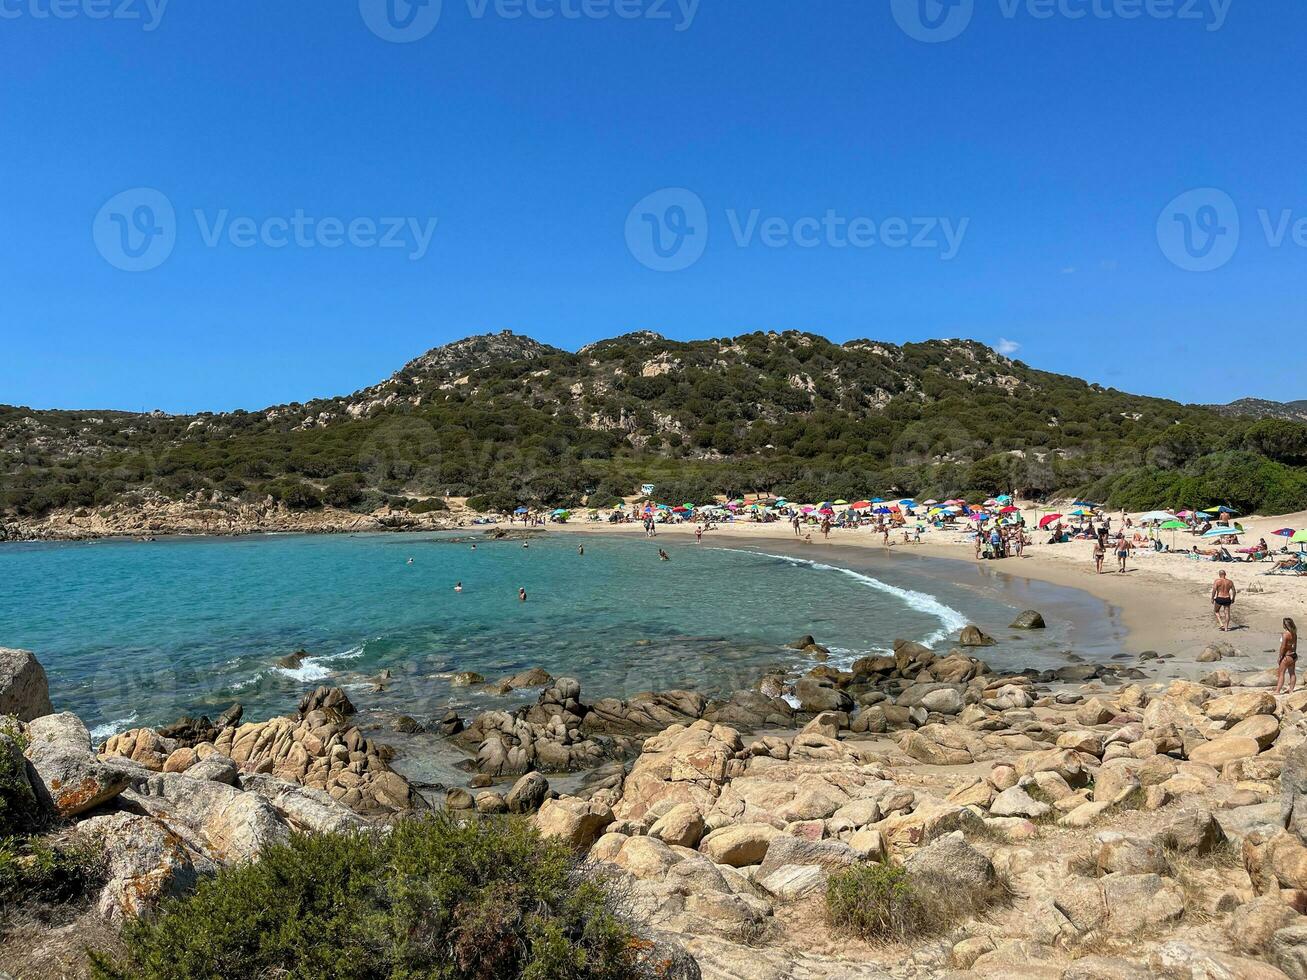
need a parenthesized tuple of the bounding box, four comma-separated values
(4, 488, 456, 542)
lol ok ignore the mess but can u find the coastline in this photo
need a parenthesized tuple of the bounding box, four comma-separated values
(562, 517, 1296, 681)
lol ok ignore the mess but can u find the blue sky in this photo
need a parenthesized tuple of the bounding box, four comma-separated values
(2, 0, 1303, 413)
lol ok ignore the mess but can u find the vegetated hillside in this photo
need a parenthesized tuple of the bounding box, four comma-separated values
(4, 329, 1307, 519)
(1210, 398, 1307, 423)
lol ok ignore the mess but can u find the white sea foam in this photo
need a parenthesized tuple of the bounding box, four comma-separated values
(270, 642, 367, 683)
(747, 551, 970, 650)
(276, 660, 333, 682)
(90, 714, 138, 740)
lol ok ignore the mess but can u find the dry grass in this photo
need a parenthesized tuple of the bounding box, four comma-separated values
(1163, 839, 1245, 924)
(826, 863, 1011, 944)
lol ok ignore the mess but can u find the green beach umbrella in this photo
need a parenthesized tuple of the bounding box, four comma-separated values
(1159, 520, 1186, 530)
(1291, 530, 1307, 544)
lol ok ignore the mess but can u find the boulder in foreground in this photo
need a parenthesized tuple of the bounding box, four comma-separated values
(0, 647, 54, 721)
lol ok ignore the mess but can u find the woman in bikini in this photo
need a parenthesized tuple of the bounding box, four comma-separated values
(1274, 618, 1298, 695)
(1093, 536, 1105, 574)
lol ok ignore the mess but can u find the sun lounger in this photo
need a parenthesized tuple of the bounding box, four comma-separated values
(1264, 557, 1307, 576)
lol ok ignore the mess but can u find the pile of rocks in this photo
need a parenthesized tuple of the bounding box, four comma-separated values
(519, 644, 1307, 977)
(100, 685, 419, 814)
(3, 652, 372, 924)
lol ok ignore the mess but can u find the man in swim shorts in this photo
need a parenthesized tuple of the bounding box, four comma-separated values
(1212, 570, 1236, 631)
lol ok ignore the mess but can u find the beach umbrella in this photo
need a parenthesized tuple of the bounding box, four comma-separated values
(983, 498, 999, 507)
(1291, 530, 1307, 544)
(997, 494, 1012, 503)
(1203, 526, 1241, 537)
(1038, 514, 1062, 528)
(999, 506, 1019, 514)
(922, 499, 939, 506)
(871, 497, 885, 503)
(1137, 511, 1177, 523)
(1159, 520, 1186, 530)
(1274, 528, 1295, 537)
(851, 500, 871, 509)
(1072, 500, 1099, 508)
(1205, 505, 1238, 515)
(514, 506, 529, 514)
(834, 499, 848, 506)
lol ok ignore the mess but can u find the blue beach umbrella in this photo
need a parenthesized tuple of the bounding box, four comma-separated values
(514, 506, 529, 514)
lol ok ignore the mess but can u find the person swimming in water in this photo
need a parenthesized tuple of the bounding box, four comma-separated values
(454, 582, 463, 592)
(406, 557, 414, 565)
(658, 549, 670, 561)
(578, 544, 584, 556)
(518, 587, 527, 601)
(470, 543, 477, 551)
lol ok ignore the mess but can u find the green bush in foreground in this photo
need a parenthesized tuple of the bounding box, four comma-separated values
(92, 813, 646, 980)
(0, 833, 100, 912)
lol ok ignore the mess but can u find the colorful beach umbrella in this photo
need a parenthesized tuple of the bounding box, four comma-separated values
(1159, 520, 1187, 530)
(999, 506, 1019, 514)
(1038, 514, 1062, 528)
(1205, 506, 1238, 515)
(1291, 530, 1307, 544)
(1203, 526, 1241, 537)
(1274, 528, 1295, 537)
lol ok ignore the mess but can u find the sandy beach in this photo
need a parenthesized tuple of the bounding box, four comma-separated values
(563, 505, 1307, 683)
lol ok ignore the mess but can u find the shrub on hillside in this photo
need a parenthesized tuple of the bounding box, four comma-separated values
(91, 814, 652, 980)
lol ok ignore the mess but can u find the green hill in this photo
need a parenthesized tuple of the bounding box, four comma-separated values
(5, 329, 1307, 519)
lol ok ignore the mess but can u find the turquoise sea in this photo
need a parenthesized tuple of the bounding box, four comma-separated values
(0, 531, 1124, 746)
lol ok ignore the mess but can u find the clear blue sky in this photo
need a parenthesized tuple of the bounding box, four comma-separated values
(2, 0, 1303, 413)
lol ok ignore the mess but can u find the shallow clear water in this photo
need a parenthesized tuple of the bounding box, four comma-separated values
(0, 530, 1124, 742)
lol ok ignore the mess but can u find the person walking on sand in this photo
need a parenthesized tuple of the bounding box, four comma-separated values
(1212, 571, 1236, 631)
(1274, 618, 1298, 694)
(1115, 535, 1131, 573)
